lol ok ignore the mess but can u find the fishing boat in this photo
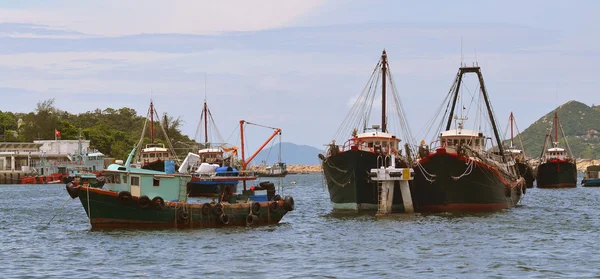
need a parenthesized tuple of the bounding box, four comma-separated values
(256, 162, 288, 177)
(505, 112, 535, 188)
(136, 100, 180, 172)
(65, 147, 295, 229)
(21, 132, 105, 184)
(185, 100, 243, 197)
(412, 65, 525, 212)
(582, 165, 600, 187)
(318, 50, 414, 211)
(536, 112, 577, 188)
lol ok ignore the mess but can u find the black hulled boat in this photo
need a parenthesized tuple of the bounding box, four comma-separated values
(319, 50, 414, 211)
(535, 112, 577, 188)
(412, 65, 525, 212)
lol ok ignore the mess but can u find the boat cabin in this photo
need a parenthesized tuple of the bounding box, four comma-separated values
(544, 147, 567, 161)
(265, 162, 287, 175)
(585, 165, 600, 180)
(439, 129, 486, 153)
(141, 143, 170, 164)
(102, 161, 190, 202)
(347, 130, 401, 156)
(198, 148, 224, 165)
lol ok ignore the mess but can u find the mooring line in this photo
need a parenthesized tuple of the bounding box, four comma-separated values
(46, 197, 72, 226)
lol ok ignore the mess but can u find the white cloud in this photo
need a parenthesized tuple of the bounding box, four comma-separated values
(0, 0, 326, 36)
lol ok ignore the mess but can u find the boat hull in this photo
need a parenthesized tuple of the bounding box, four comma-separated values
(412, 151, 523, 213)
(71, 186, 290, 229)
(516, 162, 535, 188)
(535, 161, 577, 188)
(322, 150, 409, 211)
(582, 178, 600, 187)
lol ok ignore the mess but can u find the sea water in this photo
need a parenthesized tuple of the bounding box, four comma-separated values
(1, 174, 600, 278)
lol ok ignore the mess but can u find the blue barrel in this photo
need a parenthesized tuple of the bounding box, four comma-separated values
(216, 166, 239, 177)
(164, 160, 175, 174)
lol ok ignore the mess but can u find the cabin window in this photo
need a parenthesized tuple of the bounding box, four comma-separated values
(382, 141, 388, 147)
(153, 177, 160, 187)
(164, 153, 169, 158)
(368, 142, 373, 148)
(150, 153, 156, 158)
(143, 154, 149, 158)
(131, 176, 140, 186)
(446, 139, 454, 146)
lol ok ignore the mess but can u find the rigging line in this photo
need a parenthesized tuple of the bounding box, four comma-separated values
(331, 61, 381, 142)
(207, 109, 225, 144)
(244, 121, 278, 131)
(153, 106, 181, 164)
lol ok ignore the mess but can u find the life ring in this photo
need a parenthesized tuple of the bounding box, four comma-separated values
(269, 201, 279, 212)
(177, 208, 189, 224)
(251, 202, 261, 215)
(138, 195, 151, 208)
(201, 203, 212, 216)
(283, 196, 295, 211)
(219, 213, 230, 225)
(152, 196, 165, 209)
(65, 182, 79, 199)
(246, 214, 258, 226)
(118, 191, 132, 204)
(272, 194, 282, 201)
(212, 203, 224, 216)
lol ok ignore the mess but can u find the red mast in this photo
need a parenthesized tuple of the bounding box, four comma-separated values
(554, 111, 559, 143)
(150, 101, 155, 143)
(381, 49, 387, 133)
(203, 100, 208, 144)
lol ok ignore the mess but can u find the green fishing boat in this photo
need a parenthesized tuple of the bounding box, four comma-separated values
(65, 147, 295, 229)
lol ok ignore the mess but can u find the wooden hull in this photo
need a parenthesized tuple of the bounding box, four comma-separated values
(412, 150, 524, 213)
(69, 186, 292, 229)
(536, 161, 577, 188)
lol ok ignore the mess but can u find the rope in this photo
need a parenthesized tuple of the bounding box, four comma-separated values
(46, 197, 72, 226)
(450, 159, 474, 180)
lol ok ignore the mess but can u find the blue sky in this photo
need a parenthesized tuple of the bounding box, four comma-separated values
(0, 0, 598, 158)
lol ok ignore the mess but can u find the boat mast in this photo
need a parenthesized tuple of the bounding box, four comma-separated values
(554, 112, 559, 146)
(204, 100, 208, 145)
(150, 101, 155, 144)
(473, 67, 505, 160)
(446, 71, 464, 131)
(381, 50, 387, 133)
(510, 112, 514, 148)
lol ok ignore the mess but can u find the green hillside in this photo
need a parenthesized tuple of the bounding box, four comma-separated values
(516, 100, 600, 159)
(0, 99, 195, 160)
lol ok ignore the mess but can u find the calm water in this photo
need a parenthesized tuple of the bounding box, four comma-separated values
(1, 174, 600, 278)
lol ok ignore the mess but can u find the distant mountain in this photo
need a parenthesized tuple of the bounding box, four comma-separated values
(515, 100, 600, 159)
(250, 142, 322, 165)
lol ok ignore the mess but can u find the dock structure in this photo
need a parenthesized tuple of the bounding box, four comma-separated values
(370, 163, 414, 216)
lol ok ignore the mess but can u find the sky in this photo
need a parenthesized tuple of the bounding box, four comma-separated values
(0, 0, 598, 157)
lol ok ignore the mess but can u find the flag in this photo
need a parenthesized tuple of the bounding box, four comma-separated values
(55, 129, 61, 137)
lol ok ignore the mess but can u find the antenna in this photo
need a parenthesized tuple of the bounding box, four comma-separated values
(460, 36, 463, 66)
